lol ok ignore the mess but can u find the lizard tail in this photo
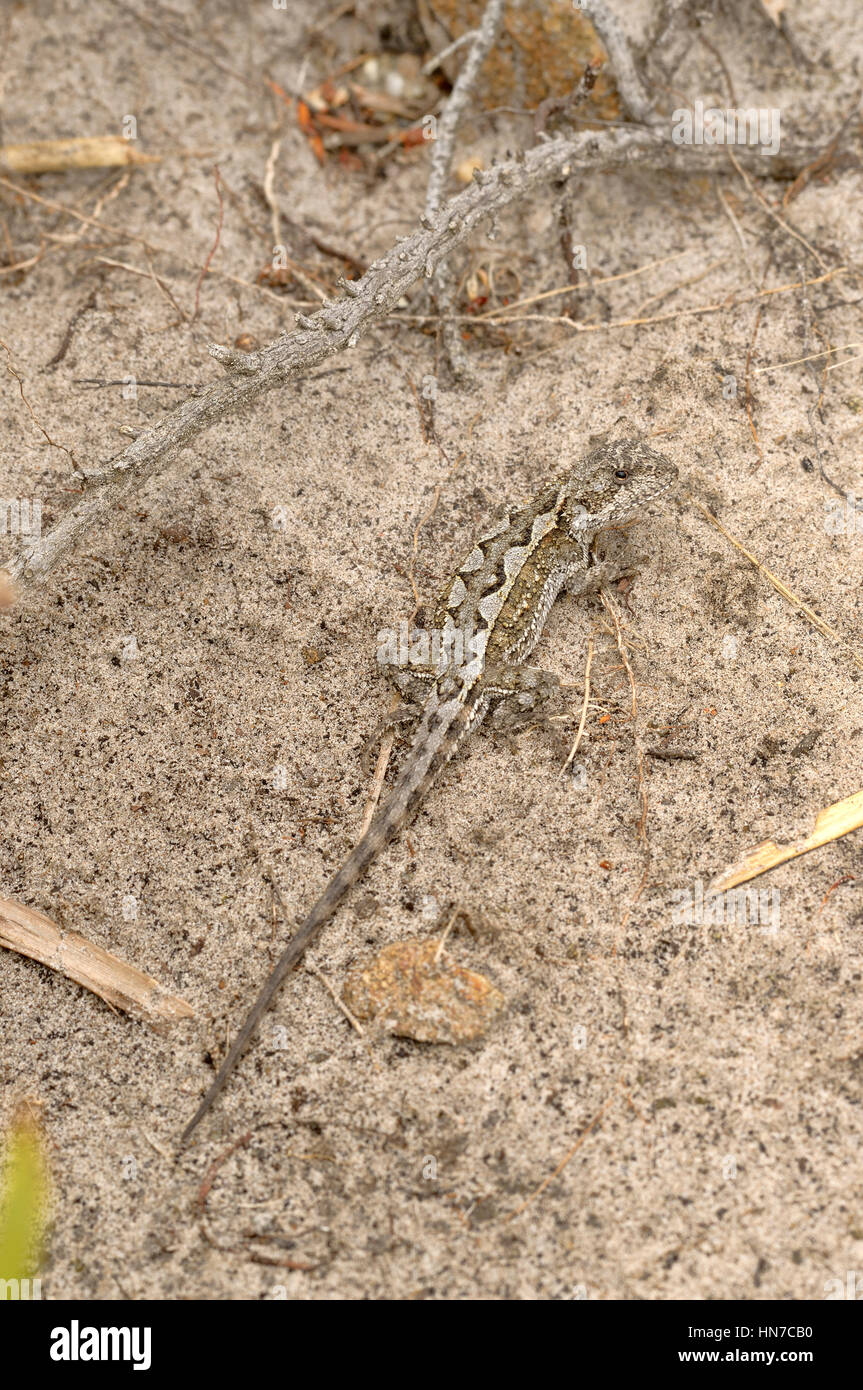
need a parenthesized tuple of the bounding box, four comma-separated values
(180, 687, 480, 1146)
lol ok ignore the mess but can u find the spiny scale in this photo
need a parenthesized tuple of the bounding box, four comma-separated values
(180, 440, 677, 1144)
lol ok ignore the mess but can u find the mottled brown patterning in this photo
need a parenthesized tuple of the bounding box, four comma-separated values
(180, 439, 678, 1144)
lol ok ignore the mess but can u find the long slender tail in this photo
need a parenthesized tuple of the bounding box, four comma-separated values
(180, 686, 479, 1146)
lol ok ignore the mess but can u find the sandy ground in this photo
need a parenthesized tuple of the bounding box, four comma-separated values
(1, 0, 862, 1300)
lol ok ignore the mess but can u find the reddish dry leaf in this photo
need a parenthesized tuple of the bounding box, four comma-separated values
(296, 100, 325, 165)
(315, 112, 388, 137)
(264, 77, 294, 110)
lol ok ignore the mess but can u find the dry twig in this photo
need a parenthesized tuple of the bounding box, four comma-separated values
(690, 496, 863, 671)
(0, 894, 194, 1023)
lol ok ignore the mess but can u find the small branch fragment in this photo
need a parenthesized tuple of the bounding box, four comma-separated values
(1, 337, 77, 468)
(209, 344, 262, 375)
(690, 495, 863, 672)
(196, 1130, 253, 1202)
(424, 0, 505, 219)
(423, 30, 479, 76)
(507, 1085, 621, 1221)
(0, 895, 195, 1023)
(0, 135, 160, 173)
(424, 0, 505, 379)
(192, 166, 224, 322)
(581, 2, 657, 124)
(561, 637, 594, 776)
(307, 962, 365, 1037)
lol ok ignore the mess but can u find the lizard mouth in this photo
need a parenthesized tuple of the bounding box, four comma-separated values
(643, 464, 679, 501)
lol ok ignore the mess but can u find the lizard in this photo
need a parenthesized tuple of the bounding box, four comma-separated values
(180, 438, 678, 1145)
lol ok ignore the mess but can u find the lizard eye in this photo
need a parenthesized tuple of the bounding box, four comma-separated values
(613, 468, 629, 480)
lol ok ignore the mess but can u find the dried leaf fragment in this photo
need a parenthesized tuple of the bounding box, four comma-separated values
(296, 100, 326, 165)
(343, 938, 504, 1043)
(710, 789, 863, 892)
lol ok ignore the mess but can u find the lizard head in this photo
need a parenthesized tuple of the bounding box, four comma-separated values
(560, 440, 678, 536)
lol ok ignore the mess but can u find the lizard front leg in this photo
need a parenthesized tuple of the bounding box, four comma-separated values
(565, 554, 636, 600)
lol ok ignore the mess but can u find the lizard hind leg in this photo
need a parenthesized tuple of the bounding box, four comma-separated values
(484, 661, 563, 736)
(359, 700, 424, 774)
(360, 652, 440, 774)
(368, 617, 450, 769)
(377, 618, 440, 706)
(385, 665, 437, 707)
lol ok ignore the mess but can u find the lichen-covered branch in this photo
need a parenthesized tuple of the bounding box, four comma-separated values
(3, 124, 824, 591)
(581, 1, 659, 125)
(424, 0, 506, 219)
(424, 0, 506, 381)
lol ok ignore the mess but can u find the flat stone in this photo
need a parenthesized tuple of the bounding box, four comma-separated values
(343, 939, 504, 1043)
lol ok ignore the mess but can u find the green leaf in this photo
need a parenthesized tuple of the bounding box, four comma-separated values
(0, 1110, 49, 1282)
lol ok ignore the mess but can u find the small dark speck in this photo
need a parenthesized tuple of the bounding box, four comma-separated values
(791, 728, 822, 758)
